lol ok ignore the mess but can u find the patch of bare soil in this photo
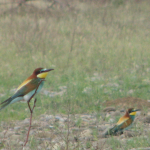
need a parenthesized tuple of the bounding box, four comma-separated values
(0, 108, 150, 149)
(103, 97, 150, 109)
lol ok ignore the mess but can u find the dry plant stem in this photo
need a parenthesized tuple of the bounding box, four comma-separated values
(66, 115, 70, 150)
(66, 13, 78, 66)
(66, 101, 71, 150)
(23, 80, 44, 147)
(23, 98, 37, 147)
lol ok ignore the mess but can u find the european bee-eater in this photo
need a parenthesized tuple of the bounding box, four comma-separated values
(105, 108, 139, 136)
(0, 68, 54, 110)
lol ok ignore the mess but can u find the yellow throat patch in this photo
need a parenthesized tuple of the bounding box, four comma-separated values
(130, 111, 136, 116)
(37, 72, 48, 79)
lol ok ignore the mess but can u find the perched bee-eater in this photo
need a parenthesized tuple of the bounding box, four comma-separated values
(105, 108, 139, 136)
(0, 68, 54, 110)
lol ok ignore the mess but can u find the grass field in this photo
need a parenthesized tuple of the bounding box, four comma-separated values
(0, 0, 150, 119)
(0, 0, 150, 149)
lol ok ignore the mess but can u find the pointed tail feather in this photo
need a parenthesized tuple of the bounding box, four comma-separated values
(104, 125, 123, 136)
(104, 127, 116, 136)
(0, 97, 12, 110)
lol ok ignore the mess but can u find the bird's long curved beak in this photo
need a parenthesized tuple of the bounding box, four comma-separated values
(134, 109, 140, 112)
(44, 69, 54, 72)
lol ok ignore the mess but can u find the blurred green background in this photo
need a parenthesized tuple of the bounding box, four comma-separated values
(0, 0, 150, 121)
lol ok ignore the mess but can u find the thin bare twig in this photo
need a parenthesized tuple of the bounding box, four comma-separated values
(23, 98, 37, 147)
(66, 100, 71, 150)
(67, 13, 78, 66)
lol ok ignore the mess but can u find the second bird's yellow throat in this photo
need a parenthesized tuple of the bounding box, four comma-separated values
(130, 111, 136, 116)
(37, 72, 48, 79)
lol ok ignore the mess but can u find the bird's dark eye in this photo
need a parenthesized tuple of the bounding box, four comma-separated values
(36, 70, 42, 74)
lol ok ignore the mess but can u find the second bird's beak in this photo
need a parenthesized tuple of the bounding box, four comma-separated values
(134, 109, 141, 112)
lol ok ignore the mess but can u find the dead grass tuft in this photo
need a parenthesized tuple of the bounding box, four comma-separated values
(103, 97, 150, 109)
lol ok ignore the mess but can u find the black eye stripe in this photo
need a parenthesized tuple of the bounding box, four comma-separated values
(36, 70, 43, 74)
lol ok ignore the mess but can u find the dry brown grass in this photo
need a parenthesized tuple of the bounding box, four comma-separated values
(103, 97, 150, 109)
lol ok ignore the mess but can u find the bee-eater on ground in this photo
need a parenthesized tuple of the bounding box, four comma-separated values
(105, 108, 139, 136)
(0, 68, 54, 110)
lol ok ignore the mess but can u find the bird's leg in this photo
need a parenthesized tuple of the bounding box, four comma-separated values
(23, 80, 43, 147)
